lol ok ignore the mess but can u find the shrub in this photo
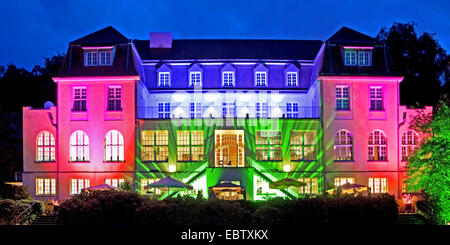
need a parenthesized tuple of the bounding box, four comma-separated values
(0, 199, 44, 225)
(0, 184, 31, 200)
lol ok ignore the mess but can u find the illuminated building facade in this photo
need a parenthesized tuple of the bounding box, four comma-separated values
(22, 26, 431, 201)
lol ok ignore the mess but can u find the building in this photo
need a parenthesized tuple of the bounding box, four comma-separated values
(22, 26, 431, 201)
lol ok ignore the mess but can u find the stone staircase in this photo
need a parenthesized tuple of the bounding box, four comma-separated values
(396, 214, 428, 225)
(31, 215, 57, 225)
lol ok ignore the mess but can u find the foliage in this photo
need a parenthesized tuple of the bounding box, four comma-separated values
(119, 181, 133, 192)
(57, 191, 398, 225)
(377, 22, 449, 107)
(0, 184, 31, 200)
(0, 199, 44, 225)
(406, 101, 450, 224)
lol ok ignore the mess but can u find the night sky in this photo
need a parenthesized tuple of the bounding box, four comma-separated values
(1, 0, 449, 70)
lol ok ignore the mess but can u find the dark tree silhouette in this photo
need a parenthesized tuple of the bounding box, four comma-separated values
(377, 22, 449, 107)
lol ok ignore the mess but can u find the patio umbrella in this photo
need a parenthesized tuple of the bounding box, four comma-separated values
(82, 183, 116, 192)
(269, 178, 306, 190)
(339, 182, 366, 189)
(147, 176, 193, 190)
(326, 182, 367, 194)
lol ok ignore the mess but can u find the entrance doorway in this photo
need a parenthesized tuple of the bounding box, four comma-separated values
(215, 130, 244, 167)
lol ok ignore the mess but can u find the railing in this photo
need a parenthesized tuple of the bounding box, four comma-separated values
(10, 202, 40, 225)
(137, 106, 320, 119)
(416, 200, 435, 224)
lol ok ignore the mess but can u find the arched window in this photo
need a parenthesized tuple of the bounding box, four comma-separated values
(368, 130, 387, 161)
(334, 130, 353, 160)
(36, 131, 55, 162)
(402, 130, 418, 161)
(104, 130, 124, 162)
(70, 130, 89, 162)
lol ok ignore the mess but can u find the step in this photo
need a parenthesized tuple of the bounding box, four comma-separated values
(31, 215, 57, 225)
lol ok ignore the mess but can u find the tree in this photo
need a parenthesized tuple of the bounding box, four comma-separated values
(377, 22, 449, 107)
(406, 99, 450, 224)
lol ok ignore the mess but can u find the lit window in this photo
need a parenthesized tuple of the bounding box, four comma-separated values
(369, 86, 384, 111)
(222, 71, 235, 87)
(70, 130, 89, 162)
(70, 179, 90, 195)
(84, 51, 98, 66)
(141, 130, 168, 162)
(189, 72, 202, 86)
(255, 131, 282, 161)
(158, 72, 171, 87)
(107, 86, 122, 111)
(36, 131, 55, 162)
(368, 130, 387, 161)
(336, 86, 350, 111)
(298, 178, 318, 194)
(369, 178, 388, 193)
(402, 130, 418, 161)
(177, 131, 204, 161)
(104, 130, 124, 162)
(286, 72, 298, 87)
(222, 102, 236, 117)
(256, 102, 268, 118)
(255, 72, 267, 87)
(286, 102, 299, 118)
(72, 87, 87, 112)
(105, 178, 124, 188)
(358, 51, 371, 66)
(334, 130, 353, 161)
(334, 177, 354, 187)
(190, 102, 202, 118)
(344, 50, 357, 66)
(141, 178, 161, 195)
(215, 130, 245, 167)
(290, 131, 316, 161)
(36, 178, 56, 196)
(158, 102, 170, 118)
(99, 50, 112, 66)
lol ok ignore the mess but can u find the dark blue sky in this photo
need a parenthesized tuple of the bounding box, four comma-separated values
(1, 0, 449, 70)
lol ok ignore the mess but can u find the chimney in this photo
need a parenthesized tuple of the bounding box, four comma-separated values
(150, 32, 172, 49)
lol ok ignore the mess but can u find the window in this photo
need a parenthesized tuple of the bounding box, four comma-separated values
(286, 72, 298, 87)
(189, 72, 202, 86)
(105, 178, 124, 188)
(190, 102, 202, 118)
(368, 130, 387, 161)
(369, 178, 388, 193)
(255, 72, 267, 87)
(104, 130, 124, 162)
(298, 178, 318, 194)
(158, 102, 170, 118)
(290, 131, 316, 161)
(107, 86, 122, 111)
(222, 71, 235, 87)
(369, 86, 384, 111)
(222, 102, 236, 117)
(36, 131, 55, 162)
(402, 130, 419, 161)
(158, 72, 170, 87)
(141, 178, 161, 195)
(334, 130, 353, 161)
(286, 102, 299, 118)
(99, 50, 112, 66)
(255, 131, 282, 161)
(36, 178, 56, 196)
(358, 51, 371, 66)
(72, 87, 87, 112)
(334, 177, 354, 187)
(141, 130, 169, 161)
(70, 130, 89, 162)
(336, 86, 350, 111)
(344, 50, 357, 66)
(177, 131, 204, 161)
(84, 51, 98, 66)
(256, 102, 268, 118)
(70, 179, 90, 195)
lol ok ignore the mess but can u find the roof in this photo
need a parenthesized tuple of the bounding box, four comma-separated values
(320, 27, 397, 76)
(133, 39, 323, 61)
(57, 26, 138, 77)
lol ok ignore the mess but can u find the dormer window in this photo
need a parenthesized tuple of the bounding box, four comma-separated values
(222, 71, 235, 87)
(84, 48, 113, 66)
(286, 72, 298, 87)
(158, 72, 171, 87)
(255, 72, 267, 87)
(344, 47, 372, 66)
(189, 72, 202, 86)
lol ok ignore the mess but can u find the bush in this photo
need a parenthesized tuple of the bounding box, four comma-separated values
(0, 199, 44, 225)
(0, 184, 31, 200)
